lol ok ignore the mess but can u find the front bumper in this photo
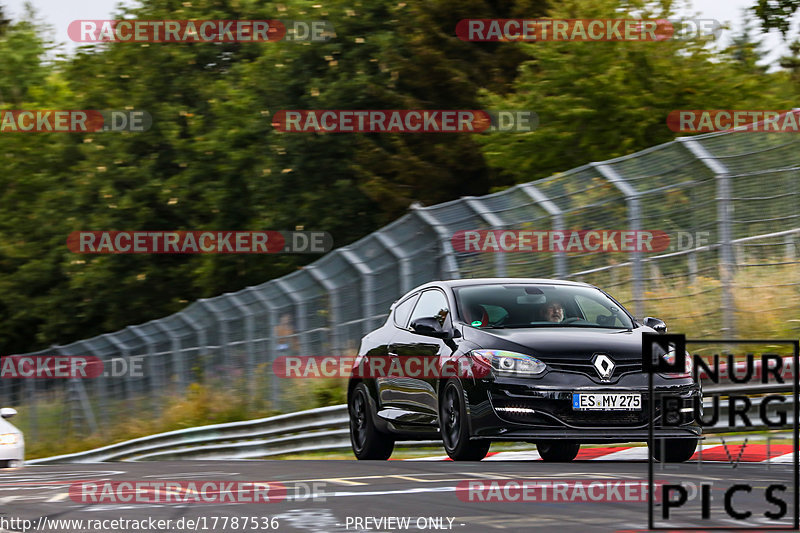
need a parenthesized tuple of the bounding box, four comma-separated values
(466, 373, 701, 443)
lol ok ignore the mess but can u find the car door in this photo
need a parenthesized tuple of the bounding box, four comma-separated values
(374, 292, 419, 416)
(386, 289, 453, 424)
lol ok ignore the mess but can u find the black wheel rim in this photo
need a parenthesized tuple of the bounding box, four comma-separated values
(443, 386, 461, 449)
(351, 391, 367, 450)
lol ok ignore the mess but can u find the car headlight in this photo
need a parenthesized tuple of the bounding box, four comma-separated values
(661, 346, 693, 378)
(471, 349, 546, 377)
(0, 433, 19, 445)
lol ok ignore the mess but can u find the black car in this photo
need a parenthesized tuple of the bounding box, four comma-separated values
(347, 278, 701, 462)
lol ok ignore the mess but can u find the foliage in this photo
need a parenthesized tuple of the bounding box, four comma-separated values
(480, 0, 796, 185)
(0, 0, 544, 355)
(0, 0, 796, 359)
(753, 0, 799, 35)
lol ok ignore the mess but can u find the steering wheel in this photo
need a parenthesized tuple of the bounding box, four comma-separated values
(562, 316, 581, 324)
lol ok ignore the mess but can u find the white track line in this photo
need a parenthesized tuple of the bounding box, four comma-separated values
(766, 452, 795, 463)
(484, 450, 542, 461)
(590, 447, 646, 461)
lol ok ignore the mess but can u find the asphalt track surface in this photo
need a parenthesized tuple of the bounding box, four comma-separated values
(0, 458, 795, 533)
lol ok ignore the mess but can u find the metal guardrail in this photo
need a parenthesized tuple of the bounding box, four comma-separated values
(28, 405, 350, 464)
(27, 384, 794, 464)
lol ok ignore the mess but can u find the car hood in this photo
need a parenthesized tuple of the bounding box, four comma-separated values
(464, 326, 649, 361)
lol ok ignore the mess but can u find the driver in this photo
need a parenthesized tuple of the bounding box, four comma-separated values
(541, 300, 565, 323)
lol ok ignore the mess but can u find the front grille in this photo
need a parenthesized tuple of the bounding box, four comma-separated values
(556, 405, 647, 426)
(545, 356, 642, 381)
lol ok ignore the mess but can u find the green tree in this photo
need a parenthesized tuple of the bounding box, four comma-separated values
(1, 0, 547, 354)
(753, 0, 799, 35)
(480, 0, 796, 185)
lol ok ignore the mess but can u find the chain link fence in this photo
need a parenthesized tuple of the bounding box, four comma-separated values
(3, 124, 800, 442)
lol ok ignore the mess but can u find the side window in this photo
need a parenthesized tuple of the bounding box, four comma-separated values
(392, 294, 419, 328)
(575, 295, 623, 326)
(409, 290, 450, 326)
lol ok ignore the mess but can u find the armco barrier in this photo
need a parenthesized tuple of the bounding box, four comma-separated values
(28, 384, 793, 464)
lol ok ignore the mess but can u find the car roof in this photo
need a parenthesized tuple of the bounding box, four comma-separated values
(412, 278, 595, 292)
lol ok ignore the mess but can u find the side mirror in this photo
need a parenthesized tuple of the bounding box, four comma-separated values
(0, 408, 17, 419)
(643, 317, 667, 334)
(410, 317, 449, 338)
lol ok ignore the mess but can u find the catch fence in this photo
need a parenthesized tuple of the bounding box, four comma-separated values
(4, 124, 800, 441)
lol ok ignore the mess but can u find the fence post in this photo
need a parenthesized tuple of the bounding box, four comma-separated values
(374, 231, 413, 294)
(103, 334, 134, 418)
(246, 286, 282, 411)
(127, 325, 161, 416)
(274, 279, 307, 357)
(519, 183, 567, 278)
(687, 253, 698, 285)
(195, 301, 224, 381)
(53, 344, 99, 436)
(410, 203, 460, 280)
(306, 265, 340, 356)
(679, 137, 736, 338)
(785, 233, 796, 261)
(340, 248, 377, 334)
(464, 197, 507, 276)
(153, 321, 185, 390)
(227, 294, 257, 406)
(592, 163, 645, 319)
(25, 361, 37, 442)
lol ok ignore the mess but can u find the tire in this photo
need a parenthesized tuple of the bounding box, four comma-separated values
(536, 440, 580, 462)
(651, 438, 698, 463)
(349, 383, 394, 460)
(439, 380, 490, 461)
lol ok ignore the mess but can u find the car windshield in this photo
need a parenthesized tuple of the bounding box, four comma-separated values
(453, 284, 634, 329)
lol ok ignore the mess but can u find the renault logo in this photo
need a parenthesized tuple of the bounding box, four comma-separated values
(592, 354, 615, 381)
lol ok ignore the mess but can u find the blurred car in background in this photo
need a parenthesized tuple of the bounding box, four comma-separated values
(0, 408, 24, 467)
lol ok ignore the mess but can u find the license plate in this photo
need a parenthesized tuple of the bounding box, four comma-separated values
(572, 393, 641, 410)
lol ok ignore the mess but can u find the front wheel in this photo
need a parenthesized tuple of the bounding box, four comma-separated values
(439, 380, 490, 461)
(349, 383, 394, 460)
(536, 440, 580, 462)
(651, 438, 698, 463)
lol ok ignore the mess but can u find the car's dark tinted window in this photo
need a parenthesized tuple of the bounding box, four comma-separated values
(392, 294, 419, 328)
(409, 290, 449, 326)
(454, 284, 632, 329)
